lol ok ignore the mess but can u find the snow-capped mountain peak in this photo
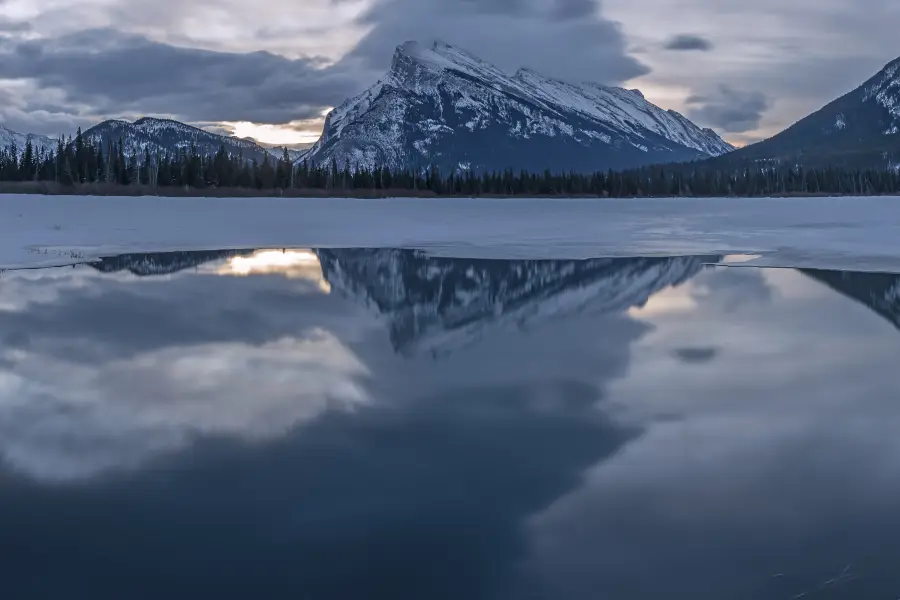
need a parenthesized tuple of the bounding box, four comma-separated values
(394, 40, 500, 78)
(305, 39, 733, 173)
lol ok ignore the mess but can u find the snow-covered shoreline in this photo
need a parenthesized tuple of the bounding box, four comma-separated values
(3, 194, 900, 272)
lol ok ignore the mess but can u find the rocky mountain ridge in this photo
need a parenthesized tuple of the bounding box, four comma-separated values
(302, 41, 733, 173)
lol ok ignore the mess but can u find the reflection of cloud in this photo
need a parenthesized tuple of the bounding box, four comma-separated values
(0, 330, 369, 482)
(0, 266, 115, 311)
(627, 283, 697, 317)
(216, 249, 331, 292)
(522, 267, 900, 598)
(0, 264, 377, 482)
(0, 266, 363, 365)
(0, 252, 658, 599)
(690, 266, 774, 312)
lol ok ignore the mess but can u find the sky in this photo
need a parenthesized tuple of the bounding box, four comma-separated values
(0, 0, 899, 147)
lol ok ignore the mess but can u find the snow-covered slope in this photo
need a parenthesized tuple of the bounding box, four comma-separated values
(83, 118, 282, 163)
(863, 58, 900, 134)
(303, 41, 733, 173)
(0, 125, 56, 156)
(316, 249, 718, 356)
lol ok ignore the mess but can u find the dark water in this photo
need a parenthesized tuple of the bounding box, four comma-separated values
(1, 249, 900, 599)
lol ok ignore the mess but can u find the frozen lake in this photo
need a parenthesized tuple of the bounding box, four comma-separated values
(2, 194, 900, 271)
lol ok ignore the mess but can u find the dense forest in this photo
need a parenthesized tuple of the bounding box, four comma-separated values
(3, 129, 900, 197)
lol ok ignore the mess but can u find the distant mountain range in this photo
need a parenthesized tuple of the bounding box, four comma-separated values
(302, 41, 733, 173)
(2, 41, 731, 174)
(5, 42, 900, 173)
(0, 125, 56, 156)
(1, 119, 305, 163)
(82, 118, 305, 163)
(713, 57, 900, 168)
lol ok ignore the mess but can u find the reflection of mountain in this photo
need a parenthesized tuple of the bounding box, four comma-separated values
(802, 269, 900, 328)
(316, 249, 720, 355)
(90, 249, 255, 276)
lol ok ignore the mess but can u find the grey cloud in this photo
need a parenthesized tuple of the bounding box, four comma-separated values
(672, 347, 718, 364)
(611, 0, 900, 139)
(690, 267, 774, 312)
(0, 18, 31, 33)
(663, 34, 713, 52)
(551, 0, 597, 20)
(0, 269, 354, 364)
(0, 80, 96, 136)
(346, 0, 647, 85)
(685, 84, 771, 133)
(0, 28, 363, 126)
(0, 111, 95, 139)
(2, 0, 642, 136)
(524, 266, 900, 599)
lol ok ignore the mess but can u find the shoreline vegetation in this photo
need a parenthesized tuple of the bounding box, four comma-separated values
(1, 181, 899, 198)
(3, 132, 900, 198)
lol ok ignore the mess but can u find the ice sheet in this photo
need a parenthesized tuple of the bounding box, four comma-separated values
(2, 194, 900, 272)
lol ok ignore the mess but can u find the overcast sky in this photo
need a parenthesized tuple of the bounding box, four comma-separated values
(1, 0, 898, 146)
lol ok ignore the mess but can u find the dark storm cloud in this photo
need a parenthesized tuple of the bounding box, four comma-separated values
(3, 0, 645, 134)
(0, 28, 360, 125)
(663, 34, 713, 52)
(685, 84, 772, 133)
(672, 347, 718, 364)
(345, 0, 648, 84)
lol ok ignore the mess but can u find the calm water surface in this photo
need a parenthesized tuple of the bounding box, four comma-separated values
(1, 249, 900, 599)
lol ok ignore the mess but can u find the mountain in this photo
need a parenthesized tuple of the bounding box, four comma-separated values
(303, 41, 733, 173)
(716, 57, 900, 168)
(82, 118, 285, 163)
(0, 125, 56, 156)
(315, 249, 720, 356)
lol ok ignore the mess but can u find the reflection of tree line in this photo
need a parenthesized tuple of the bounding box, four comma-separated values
(89, 249, 256, 276)
(87, 249, 900, 341)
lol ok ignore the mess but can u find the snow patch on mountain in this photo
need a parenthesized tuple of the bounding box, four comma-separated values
(0, 126, 56, 156)
(513, 69, 732, 156)
(864, 58, 900, 134)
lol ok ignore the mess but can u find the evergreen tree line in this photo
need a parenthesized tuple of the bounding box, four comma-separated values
(3, 129, 900, 196)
